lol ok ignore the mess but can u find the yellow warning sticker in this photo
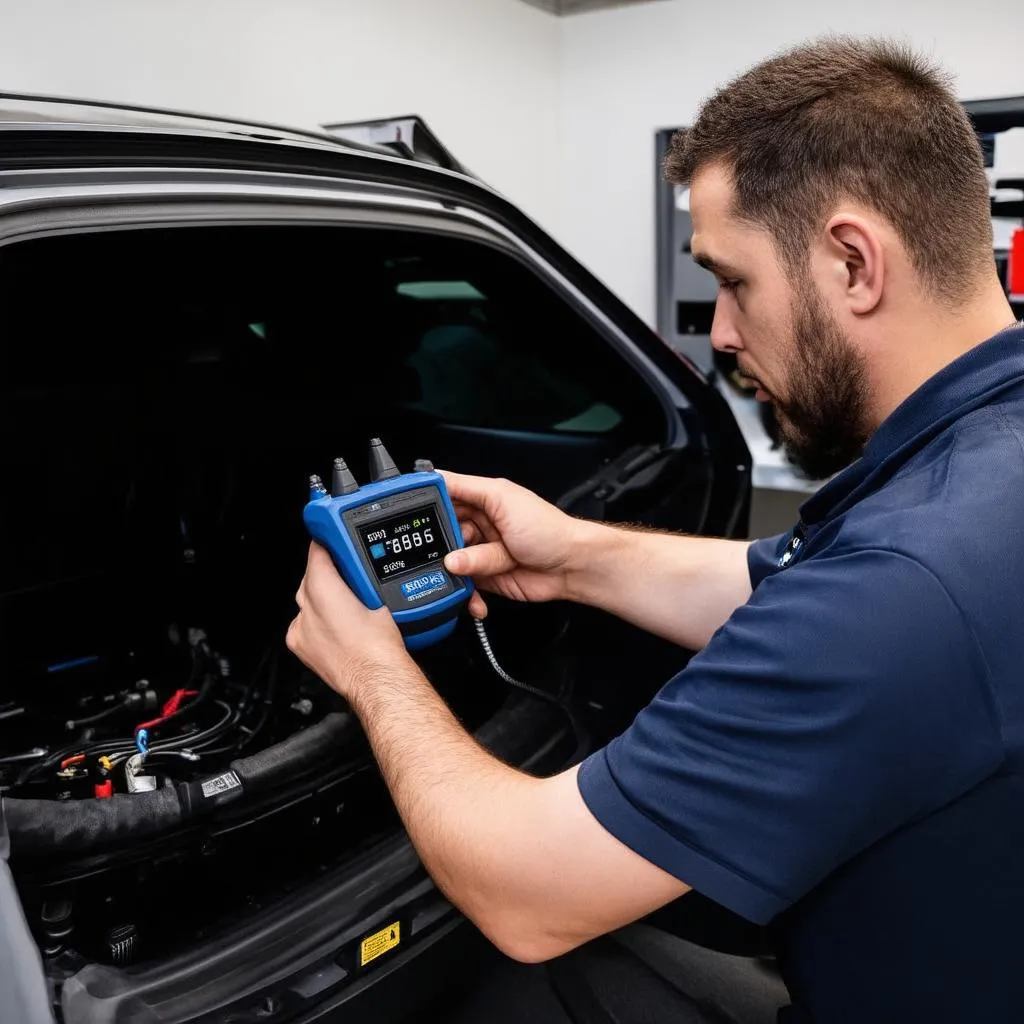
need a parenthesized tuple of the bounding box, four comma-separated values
(359, 921, 401, 967)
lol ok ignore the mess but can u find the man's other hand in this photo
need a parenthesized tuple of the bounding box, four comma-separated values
(441, 471, 592, 619)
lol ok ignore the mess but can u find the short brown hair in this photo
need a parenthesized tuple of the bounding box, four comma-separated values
(665, 37, 993, 303)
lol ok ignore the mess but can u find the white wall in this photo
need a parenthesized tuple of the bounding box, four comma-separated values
(2, 1, 1019, 317)
(0, 0, 561, 229)
(559, 2, 1024, 325)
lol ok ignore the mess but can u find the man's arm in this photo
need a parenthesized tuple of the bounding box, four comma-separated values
(441, 472, 753, 652)
(353, 656, 689, 962)
(287, 544, 689, 962)
(290, 539, 1003, 962)
(567, 521, 753, 651)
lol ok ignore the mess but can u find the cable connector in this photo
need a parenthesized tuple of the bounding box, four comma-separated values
(125, 753, 158, 794)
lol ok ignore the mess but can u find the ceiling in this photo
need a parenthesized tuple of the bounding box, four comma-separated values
(517, 0, 668, 14)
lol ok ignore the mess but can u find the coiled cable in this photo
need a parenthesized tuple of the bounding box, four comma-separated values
(473, 618, 561, 704)
(473, 617, 586, 758)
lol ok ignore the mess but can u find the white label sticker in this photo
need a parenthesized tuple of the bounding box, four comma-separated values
(201, 771, 241, 799)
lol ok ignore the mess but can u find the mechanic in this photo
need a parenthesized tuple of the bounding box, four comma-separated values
(287, 37, 1024, 1023)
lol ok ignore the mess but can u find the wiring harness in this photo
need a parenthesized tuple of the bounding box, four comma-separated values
(1, 614, 579, 856)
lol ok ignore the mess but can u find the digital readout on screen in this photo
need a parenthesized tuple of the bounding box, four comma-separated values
(359, 505, 450, 581)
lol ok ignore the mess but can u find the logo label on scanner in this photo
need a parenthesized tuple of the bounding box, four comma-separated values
(400, 571, 448, 602)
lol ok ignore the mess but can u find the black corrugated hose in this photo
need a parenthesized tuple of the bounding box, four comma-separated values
(2, 712, 353, 857)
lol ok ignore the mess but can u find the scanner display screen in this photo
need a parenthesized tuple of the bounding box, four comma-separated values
(359, 504, 450, 581)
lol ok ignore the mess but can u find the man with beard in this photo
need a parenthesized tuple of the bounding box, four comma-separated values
(287, 37, 1024, 1023)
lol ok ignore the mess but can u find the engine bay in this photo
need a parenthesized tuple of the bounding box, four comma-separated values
(4, 626, 325, 804)
(0, 492, 524, 974)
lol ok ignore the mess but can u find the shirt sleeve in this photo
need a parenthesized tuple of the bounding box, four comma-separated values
(577, 548, 1003, 925)
(746, 532, 787, 589)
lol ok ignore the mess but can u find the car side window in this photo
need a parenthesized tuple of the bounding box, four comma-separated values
(392, 278, 625, 434)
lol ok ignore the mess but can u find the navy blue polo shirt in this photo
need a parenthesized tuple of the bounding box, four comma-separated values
(579, 322, 1024, 1022)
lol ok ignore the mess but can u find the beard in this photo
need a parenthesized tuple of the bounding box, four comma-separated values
(771, 284, 871, 480)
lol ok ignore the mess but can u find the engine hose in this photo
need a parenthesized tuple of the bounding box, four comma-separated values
(2, 788, 184, 858)
(2, 713, 354, 857)
(175, 711, 354, 816)
(228, 711, 352, 794)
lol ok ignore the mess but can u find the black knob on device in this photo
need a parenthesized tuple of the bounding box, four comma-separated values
(368, 438, 400, 482)
(331, 458, 359, 495)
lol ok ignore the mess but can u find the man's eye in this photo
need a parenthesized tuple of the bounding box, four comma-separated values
(719, 279, 742, 293)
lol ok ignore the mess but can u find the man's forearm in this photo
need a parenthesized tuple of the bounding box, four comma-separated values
(565, 522, 753, 650)
(287, 541, 692, 963)
(343, 655, 689, 962)
(347, 656, 574, 958)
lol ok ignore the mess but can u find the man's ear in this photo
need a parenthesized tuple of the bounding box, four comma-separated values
(824, 214, 884, 316)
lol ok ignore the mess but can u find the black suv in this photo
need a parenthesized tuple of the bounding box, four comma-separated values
(0, 96, 750, 1024)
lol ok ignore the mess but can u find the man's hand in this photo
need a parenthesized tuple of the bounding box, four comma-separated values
(444, 470, 754, 651)
(286, 542, 412, 699)
(441, 471, 592, 619)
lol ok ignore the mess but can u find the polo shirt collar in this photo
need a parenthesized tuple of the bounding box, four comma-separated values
(800, 321, 1024, 526)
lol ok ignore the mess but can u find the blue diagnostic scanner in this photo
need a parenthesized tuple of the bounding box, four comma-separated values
(303, 439, 472, 651)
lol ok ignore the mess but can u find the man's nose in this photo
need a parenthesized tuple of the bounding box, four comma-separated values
(710, 298, 742, 354)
